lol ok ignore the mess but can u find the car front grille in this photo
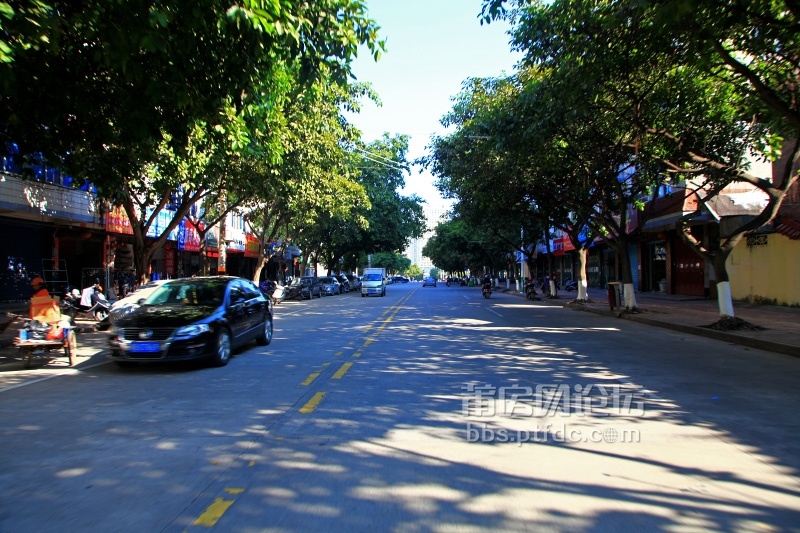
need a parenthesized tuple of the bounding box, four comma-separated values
(120, 327, 175, 341)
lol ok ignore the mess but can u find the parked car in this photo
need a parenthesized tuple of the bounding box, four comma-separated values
(422, 276, 437, 287)
(108, 276, 273, 367)
(297, 276, 322, 299)
(283, 278, 304, 300)
(108, 279, 170, 324)
(318, 276, 339, 296)
(334, 274, 350, 293)
(346, 274, 361, 291)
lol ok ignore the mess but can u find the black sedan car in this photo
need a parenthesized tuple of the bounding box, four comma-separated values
(296, 276, 322, 299)
(108, 276, 273, 367)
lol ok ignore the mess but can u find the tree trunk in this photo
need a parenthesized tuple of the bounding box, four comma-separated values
(615, 239, 639, 310)
(543, 228, 554, 296)
(198, 229, 209, 275)
(576, 246, 589, 301)
(133, 236, 154, 287)
(712, 247, 735, 317)
(253, 252, 268, 284)
(218, 220, 227, 275)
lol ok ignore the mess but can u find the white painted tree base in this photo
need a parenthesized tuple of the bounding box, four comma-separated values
(577, 280, 588, 301)
(623, 283, 637, 309)
(717, 281, 735, 317)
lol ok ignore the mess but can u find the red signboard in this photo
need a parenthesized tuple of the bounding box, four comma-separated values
(552, 230, 577, 256)
(106, 205, 134, 235)
(245, 234, 261, 258)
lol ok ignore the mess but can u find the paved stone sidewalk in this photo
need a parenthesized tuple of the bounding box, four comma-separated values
(509, 286, 800, 358)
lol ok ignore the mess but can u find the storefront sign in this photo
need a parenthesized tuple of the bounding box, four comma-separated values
(106, 205, 133, 235)
(107, 205, 179, 241)
(178, 220, 202, 252)
(245, 234, 261, 258)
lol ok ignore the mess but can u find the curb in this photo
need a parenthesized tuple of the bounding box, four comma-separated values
(501, 289, 800, 358)
(569, 302, 800, 359)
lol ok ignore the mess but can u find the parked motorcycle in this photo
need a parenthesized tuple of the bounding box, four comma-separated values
(564, 279, 578, 292)
(271, 284, 286, 304)
(61, 286, 110, 324)
(524, 280, 538, 300)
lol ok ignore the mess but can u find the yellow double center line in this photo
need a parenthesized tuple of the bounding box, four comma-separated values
(189, 290, 416, 528)
(297, 290, 416, 413)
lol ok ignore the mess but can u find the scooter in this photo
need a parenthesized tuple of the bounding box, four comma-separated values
(564, 279, 578, 292)
(260, 280, 288, 305)
(482, 283, 492, 299)
(61, 286, 110, 323)
(271, 283, 287, 304)
(524, 280, 538, 300)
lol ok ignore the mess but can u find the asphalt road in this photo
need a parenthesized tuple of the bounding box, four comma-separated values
(1, 282, 799, 532)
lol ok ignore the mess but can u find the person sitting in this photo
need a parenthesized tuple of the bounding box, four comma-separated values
(29, 277, 60, 323)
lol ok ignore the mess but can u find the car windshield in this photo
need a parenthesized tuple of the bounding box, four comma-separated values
(364, 274, 382, 281)
(319, 277, 332, 283)
(144, 280, 225, 307)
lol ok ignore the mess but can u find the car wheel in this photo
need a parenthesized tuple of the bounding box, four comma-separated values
(256, 315, 273, 346)
(210, 328, 232, 367)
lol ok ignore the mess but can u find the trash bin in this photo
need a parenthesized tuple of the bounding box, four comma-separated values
(607, 282, 621, 310)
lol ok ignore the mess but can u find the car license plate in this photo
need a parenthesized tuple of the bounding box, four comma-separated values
(130, 341, 160, 353)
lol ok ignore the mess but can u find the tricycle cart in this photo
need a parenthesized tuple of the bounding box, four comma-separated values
(13, 328, 77, 369)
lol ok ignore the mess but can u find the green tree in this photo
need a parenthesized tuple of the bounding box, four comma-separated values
(482, 0, 800, 318)
(1, 1, 384, 278)
(1, 1, 383, 164)
(404, 264, 423, 280)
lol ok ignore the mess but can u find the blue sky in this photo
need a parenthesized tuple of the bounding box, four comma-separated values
(346, 0, 521, 207)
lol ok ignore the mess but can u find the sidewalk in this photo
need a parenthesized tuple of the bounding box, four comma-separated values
(506, 285, 800, 357)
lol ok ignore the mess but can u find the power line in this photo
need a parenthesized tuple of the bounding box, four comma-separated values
(355, 147, 409, 171)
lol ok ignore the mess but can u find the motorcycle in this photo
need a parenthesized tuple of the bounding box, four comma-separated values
(61, 286, 111, 324)
(524, 280, 538, 300)
(482, 283, 492, 299)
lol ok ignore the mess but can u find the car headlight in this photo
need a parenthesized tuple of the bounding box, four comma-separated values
(175, 324, 211, 337)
